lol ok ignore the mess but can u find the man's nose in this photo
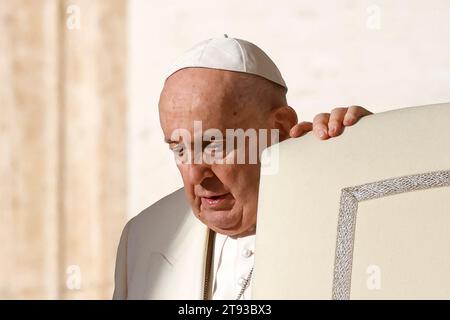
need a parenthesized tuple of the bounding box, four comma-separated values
(187, 163, 214, 185)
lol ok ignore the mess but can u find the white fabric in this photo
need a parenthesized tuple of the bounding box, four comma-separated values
(165, 35, 287, 91)
(112, 188, 210, 299)
(253, 103, 450, 299)
(212, 233, 256, 300)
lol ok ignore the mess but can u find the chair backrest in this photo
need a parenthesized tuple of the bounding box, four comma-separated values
(253, 103, 450, 299)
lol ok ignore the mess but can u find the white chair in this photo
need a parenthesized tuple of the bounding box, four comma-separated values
(253, 103, 450, 299)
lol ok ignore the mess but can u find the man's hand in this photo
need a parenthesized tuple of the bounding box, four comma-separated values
(289, 105, 373, 139)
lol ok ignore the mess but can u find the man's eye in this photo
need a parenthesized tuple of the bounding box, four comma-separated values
(171, 146, 185, 156)
(205, 142, 223, 152)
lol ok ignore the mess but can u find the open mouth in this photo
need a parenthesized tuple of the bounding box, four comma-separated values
(205, 194, 223, 201)
(201, 193, 233, 208)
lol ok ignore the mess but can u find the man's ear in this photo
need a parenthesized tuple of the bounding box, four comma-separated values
(269, 106, 298, 142)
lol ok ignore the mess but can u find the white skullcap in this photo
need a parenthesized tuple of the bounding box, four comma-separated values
(165, 35, 287, 91)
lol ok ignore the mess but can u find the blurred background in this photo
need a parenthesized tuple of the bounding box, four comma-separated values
(0, 0, 449, 299)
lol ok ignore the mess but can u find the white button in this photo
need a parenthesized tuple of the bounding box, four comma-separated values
(241, 248, 253, 258)
(238, 277, 247, 287)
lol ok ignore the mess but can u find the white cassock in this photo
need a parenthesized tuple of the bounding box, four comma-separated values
(212, 234, 256, 300)
(112, 187, 257, 300)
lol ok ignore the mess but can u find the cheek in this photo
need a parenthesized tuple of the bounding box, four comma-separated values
(177, 165, 196, 201)
(218, 164, 261, 201)
(209, 165, 234, 191)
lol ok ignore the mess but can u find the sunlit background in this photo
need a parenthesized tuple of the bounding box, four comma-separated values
(1, 0, 449, 299)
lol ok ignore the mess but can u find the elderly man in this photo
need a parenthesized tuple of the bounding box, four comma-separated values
(113, 36, 372, 300)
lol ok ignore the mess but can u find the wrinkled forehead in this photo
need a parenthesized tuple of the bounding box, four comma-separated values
(159, 68, 263, 136)
(159, 68, 257, 109)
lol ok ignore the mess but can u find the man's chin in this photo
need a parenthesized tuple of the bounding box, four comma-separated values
(200, 209, 243, 234)
(211, 225, 256, 238)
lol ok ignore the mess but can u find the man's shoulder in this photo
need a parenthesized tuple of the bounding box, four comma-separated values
(125, 188, 193, 247)
(132, 187, 188, 222)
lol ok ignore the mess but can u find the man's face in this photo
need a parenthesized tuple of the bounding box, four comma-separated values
(159, 68, 279, 237)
